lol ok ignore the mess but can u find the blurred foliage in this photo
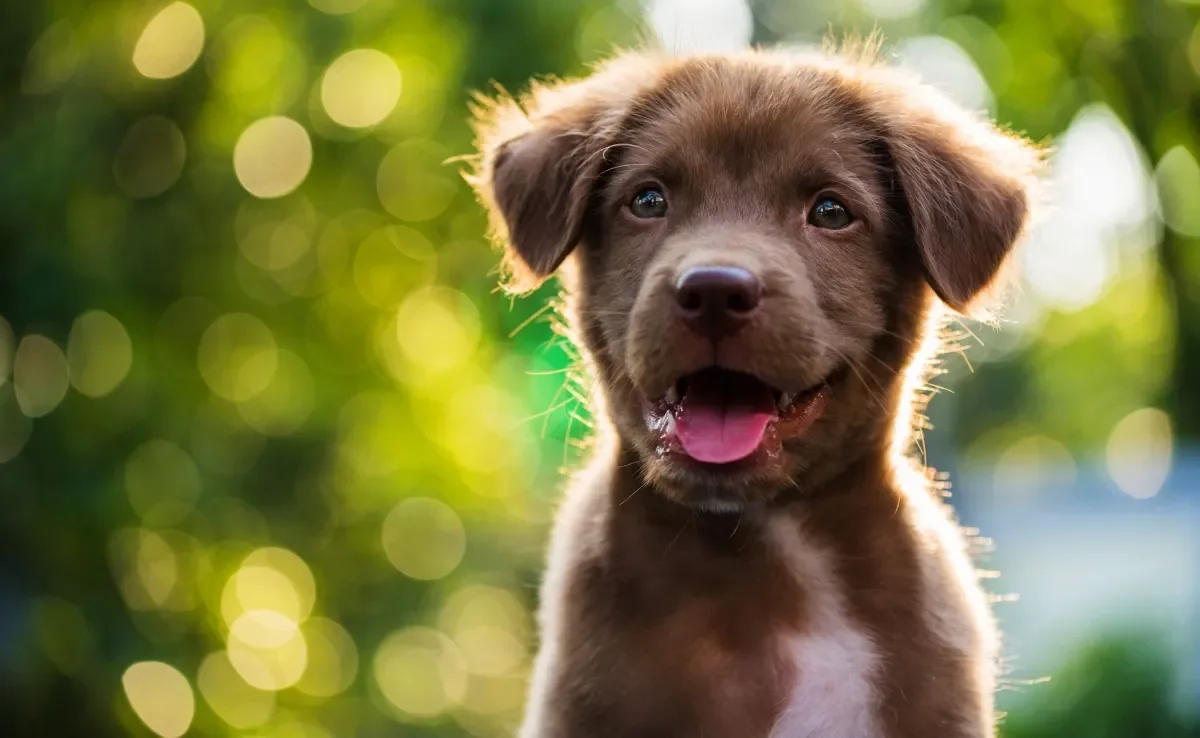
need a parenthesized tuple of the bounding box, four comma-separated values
(1002, 635, 1200, 738)
(0, 0, 1197, 736)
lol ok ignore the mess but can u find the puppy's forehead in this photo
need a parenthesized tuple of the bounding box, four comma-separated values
(624, 61, 876, 181)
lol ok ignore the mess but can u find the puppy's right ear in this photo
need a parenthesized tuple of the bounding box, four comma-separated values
(469, 93, 616, 292)
(468, 55, 659, 292)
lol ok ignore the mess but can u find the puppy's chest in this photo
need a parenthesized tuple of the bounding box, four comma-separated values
(767, 608, 881, 737)
(765, 521, 882, 737)
(649, 524, 883, 737)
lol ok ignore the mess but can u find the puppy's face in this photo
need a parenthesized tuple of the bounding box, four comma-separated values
(472, 52, 1039, 508)
(584, 74, 894, 504)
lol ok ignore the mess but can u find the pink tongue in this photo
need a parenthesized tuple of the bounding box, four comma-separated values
(674, 376, 777, 464)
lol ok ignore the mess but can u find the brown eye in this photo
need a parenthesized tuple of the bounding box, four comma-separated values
(808, 197, 852, 229)
(631, 188, 668, 218)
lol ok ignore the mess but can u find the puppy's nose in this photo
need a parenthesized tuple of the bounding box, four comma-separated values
(674, 265, 763, 340)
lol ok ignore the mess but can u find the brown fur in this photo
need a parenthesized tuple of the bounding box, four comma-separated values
(467, 44, 1042, 738)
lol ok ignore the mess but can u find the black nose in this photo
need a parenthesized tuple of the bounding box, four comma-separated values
(674, 265, 763, 340)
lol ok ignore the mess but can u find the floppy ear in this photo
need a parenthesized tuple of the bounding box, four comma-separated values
(483, 118, 606, 287)
(871, 77, 1043, 314)
(467, 62, 651, 292)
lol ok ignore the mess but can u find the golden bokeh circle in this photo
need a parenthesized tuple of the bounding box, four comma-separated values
(124, 439, 201, 526)
(132, 2, 205, 80)
(321, 49, 402, 128)
(373, 627, 467, 719)
(122, 661, 195, 738)
(68, 310, 133, 397)
(233, 117, 313, 199)
(226, 610, 309, 691)
(381, 498, 466, 581)
(197, 650, 276, 729)
(12, 335, 70, 418)
(295, 617, 359, 698)
(197, 313, 279, 402)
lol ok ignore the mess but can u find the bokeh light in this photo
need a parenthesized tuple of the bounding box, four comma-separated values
(336, 391, 412, 479)
(352, 226, 437, 308)
(646, 0, 753, 53)
(220, 546, 316, 626)
(124, 439, 201, 526)
(236, 197, 317, 273)
(23, 21, 78, 94)
(226, 610, 309, 691)
(321, 49, 402, 128)
(122, 661, 195, 738)
(197, 650, 276, 729)
(30, 597, 93, 676)
(895, 36, 994, 113)
(1106, 408, 1173, 499)
(436, 382, 536, 478)
(233, 117, 313, 199)
(376, 140, 458, 222)
(197, 313, 279, 402)
(13, 335, 70, 418)
(0, 321, 23, 463)
(1155, 146, 1200, 237)
(67, 310, 133, 397)
(209, 16, 306, 115)
(1023, 104, 1156, 312)
(439, 585, 530, 677)
(236, 349, 315, 435)
(295, 618, 359, 698)
(132, 2, 205, 80)
(134, 529, 178, 607)
(381, 497, 466, 581)
(991, 435, 1077, 503)
(394, 287, 481, 377)
(373, 627, 468, 719)
(222, 565, 301, 623)
(113, 116, 187, 199)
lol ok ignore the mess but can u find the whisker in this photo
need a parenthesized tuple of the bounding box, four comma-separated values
(523, 398, 574, 425)
(620, 480, 649, 505)
(663, 517, 692, 556)
(526, 366, 573, 376)
(509, 301, 556, 338)
(953, 319, 985, 348)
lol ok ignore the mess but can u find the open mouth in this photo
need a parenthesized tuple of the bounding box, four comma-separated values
(646, 367, 831, 466)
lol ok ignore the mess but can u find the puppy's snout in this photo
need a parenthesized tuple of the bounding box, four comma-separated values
(674, 265, 763, 340)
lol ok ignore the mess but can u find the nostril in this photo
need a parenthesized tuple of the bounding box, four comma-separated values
(677, 287, 703, 313)
(726, 289, 758, 313)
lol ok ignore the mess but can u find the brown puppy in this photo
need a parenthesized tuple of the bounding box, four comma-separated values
(468, 44, 1041, 738)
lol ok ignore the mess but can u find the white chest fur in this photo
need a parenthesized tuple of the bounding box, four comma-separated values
(768, 519, 882, 738)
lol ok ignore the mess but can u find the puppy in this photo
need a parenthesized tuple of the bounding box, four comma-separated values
(468, 44, 1041, 738)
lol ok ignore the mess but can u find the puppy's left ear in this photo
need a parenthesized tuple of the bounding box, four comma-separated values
(871, 77, 1044, 314)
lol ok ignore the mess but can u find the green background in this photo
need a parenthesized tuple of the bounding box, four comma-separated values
(1, 0, 1198, 736)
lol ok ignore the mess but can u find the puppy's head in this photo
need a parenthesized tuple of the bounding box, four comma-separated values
(469, 49, 1041, 509)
